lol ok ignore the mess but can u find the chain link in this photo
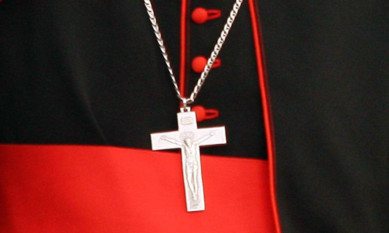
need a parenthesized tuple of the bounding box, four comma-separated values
(144, 0, 243, 106)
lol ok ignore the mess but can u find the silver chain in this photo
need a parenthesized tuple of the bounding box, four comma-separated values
(144, 0, 244, 108)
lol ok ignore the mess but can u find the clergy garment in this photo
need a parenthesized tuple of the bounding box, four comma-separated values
(0, 1, 387, 233)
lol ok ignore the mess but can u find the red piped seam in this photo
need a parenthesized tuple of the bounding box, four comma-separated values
(248, 1, 281, 232)
(179, 0, 188, 99)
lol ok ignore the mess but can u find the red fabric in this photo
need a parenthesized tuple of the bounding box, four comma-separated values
(0, 145, 276, 233)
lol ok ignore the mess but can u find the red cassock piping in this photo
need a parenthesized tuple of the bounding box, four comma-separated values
(248, 0, 282, 232)
(179, 0, 188, 97)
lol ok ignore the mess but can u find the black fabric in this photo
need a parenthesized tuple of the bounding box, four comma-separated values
(0, 0, 266, 158)
(1, 0, 387, 233)
(258, 1, 388, 232)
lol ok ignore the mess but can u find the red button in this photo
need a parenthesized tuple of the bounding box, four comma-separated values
(191, 7, 222, 24)
(191, 56, 221, 73)
(192, 105, 219, 122)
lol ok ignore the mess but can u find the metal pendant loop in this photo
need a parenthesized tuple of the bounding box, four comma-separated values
(181, 98, 191, 112)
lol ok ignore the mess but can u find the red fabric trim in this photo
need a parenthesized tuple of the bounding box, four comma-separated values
(179, 0, 188, 97)
(248, 1, 282, 232)
(0, 144, 275, 232)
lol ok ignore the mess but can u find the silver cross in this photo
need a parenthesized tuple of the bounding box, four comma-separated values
(150, 109, 227, 211)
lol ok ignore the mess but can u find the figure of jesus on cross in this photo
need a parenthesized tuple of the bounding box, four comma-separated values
(160, 131, 215, 201)
(151, 108, 227, 212)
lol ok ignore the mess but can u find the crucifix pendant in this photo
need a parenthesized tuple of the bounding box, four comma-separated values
(150, 108, 227, 212)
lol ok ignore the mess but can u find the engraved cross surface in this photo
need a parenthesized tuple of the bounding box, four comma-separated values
(150, 110, 226, 212)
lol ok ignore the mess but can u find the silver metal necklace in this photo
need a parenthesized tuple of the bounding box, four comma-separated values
(145, 0, 243, 212)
